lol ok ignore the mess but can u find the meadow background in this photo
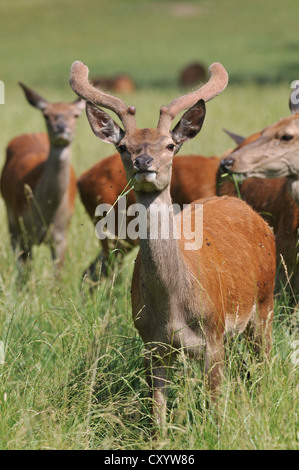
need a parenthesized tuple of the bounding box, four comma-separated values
(0, 0, 298, 450)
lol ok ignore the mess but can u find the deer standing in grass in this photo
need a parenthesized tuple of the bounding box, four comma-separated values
(70, 60, 275, 430)
(220, 94, 299, 295)
(0, 84, 84, 269)
(78, 152, 219, 281)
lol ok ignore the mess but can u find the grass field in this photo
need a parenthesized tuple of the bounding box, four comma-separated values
(0, 0, 298, 450)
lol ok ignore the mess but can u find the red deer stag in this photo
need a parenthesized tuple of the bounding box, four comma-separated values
(78, 152, 220, 280)
(70, 60, 275, 430)
(219, 94, 299, 295)
(0, 84, 84, 269)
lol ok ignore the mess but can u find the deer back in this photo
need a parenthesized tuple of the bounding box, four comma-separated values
(1, 132, 77, 218)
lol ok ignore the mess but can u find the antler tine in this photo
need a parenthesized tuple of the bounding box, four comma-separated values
(158, 62, 228, 132)
(69, 61, 136, 131)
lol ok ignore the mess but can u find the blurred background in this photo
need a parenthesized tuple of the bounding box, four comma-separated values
(1, 0, 299, 162)
(1, 0, 298, 87)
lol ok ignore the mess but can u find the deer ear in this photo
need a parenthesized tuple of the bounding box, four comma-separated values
(86, 102, 125, 144)
(19, 82, 48, 110)
(223, 128, 245, 145)
(171, 99, 206, 145)
(72, 97, 86, 114)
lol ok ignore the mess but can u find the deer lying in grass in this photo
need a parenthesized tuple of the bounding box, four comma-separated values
(92, 74, 136, 94)
(0, 83, 84, 269)
(70, 60, 275, 430)
(78, 152, 220, 281)
(219, 95, 299, 295)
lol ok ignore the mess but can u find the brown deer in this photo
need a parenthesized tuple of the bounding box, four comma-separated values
(0, 83, 85, 269)
(92, 74, 136, 94)
(219, 96, 299, 295)
(70, 60, 275, 430)
(179, 62, 207, 87)
(78, 152, 220, 280)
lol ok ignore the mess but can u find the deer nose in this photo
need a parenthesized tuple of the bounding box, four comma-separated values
(56, 123, 66, 133)
(220, 158, 234, 173)
(134, 155, 154, 171)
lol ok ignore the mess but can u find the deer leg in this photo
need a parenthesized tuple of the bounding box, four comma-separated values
(204, 335, 225, 401)
(244, 301, 273, 359)
(16, 248, 33, 283)
(9, 222, 33, 273)
(144, 347, 174, 434)
(9, 222, 31, 264)
(50, 232, 67, 270)
(15, 239, 33, 284)
(82, 251, 109, 284)
(82, 238, 133, 286)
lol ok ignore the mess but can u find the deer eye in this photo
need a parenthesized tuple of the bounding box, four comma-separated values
(166, 143, 175, 151)
(281, 134, 293, 141)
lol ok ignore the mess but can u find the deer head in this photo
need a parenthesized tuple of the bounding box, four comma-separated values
(19, 83, 85, 147)
(220, 92, 299, 179)
(69, 61, 228, 193)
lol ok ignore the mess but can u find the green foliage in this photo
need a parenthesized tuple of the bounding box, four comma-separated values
(0, 0, 298, 450)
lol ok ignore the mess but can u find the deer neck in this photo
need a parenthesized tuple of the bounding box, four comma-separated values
(135, 187, 188, 297)
(287, 175, 299, 206)
(34, 143, 72, 214)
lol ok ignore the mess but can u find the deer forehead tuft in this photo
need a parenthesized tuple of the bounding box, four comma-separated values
(124, 131, 170, 153)
(45, 102, 78, 115)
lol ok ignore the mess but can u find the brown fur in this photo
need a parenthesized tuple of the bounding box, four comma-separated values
(179, 62, 207, 87)
(219, 118, 299, 294)
(92, 74, 136, 94)
(0, 84, 84, 268)
(78, 153, 220, 279)
(132, 195, 275, 346)
(218, 177, 299, 291)
(70, 61, 275, 431)
(130, 188, 275, 428)
(2, 133, 76, 217)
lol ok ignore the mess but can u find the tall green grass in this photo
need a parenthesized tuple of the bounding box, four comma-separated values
(0, 0, 298, 450)
(0, 265, 297, 449)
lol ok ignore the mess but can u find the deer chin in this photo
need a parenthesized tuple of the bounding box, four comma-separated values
(132, 171, 161, 192)
(245, 165, 292, 180)
(52, 136, 71, 147)
(229, 172, 247, 183)
(134, 171, 157, 184)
